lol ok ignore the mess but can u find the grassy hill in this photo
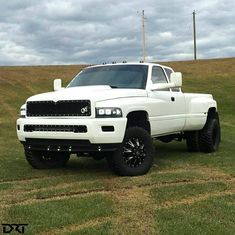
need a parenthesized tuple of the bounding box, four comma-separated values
(0, 58, 234, 234)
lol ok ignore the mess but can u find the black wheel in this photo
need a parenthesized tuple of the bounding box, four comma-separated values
(107, 127, 154, 176)
(199, 117, 220, 153)
(25, 149, 70, 169)
(185, 131, 200, 152)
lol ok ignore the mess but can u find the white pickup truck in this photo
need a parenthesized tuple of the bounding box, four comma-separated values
(16, 62, 220, 176)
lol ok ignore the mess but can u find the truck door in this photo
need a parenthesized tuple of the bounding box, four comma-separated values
(147, 66, 186, 136)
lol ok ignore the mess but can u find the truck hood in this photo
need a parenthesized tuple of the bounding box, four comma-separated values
(27, 85, 147, 103)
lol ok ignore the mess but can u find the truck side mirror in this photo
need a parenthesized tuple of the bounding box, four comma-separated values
(170, 72, 182, 87)
(53, 79, 62, 91)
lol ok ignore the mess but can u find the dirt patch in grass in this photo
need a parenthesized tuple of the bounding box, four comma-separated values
(111, 186, 156, 235)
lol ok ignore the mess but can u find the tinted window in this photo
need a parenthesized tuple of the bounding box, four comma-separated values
(151, 66, 167, 84)
(68, 65, 148, 89)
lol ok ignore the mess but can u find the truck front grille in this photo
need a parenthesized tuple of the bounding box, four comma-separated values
(24, 125, 87, 133)
(26, 100, 91, 117)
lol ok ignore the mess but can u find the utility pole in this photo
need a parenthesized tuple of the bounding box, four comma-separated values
(138, 10, 147, 61)
(141, 10, 146, 61)
(192, 10, 197, 60)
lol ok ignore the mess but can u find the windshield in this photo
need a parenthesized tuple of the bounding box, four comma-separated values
(67, 65, 148, 89)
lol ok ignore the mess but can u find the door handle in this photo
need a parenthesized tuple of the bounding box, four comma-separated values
(171, 97, 175, 102)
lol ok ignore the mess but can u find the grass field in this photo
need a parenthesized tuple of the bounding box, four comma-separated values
(0, 58, 234, 234)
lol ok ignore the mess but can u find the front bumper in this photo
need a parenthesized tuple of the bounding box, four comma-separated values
(17, 117, 127, 151)
(21, 139, 121, 152)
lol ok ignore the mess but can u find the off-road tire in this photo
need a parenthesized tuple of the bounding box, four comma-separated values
(185, 131, 200, 152)
(199, 116, 221, 153)
(25, 149, 70, 169)
(107, 127, 154, 176)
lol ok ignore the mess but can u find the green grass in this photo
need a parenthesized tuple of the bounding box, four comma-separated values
(6, 195, 112, 235)
(0, 58, 235, 234)
(151, 181, 231, 204)
(155, 194, 235, 235)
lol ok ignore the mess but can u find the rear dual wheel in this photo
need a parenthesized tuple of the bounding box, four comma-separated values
(186, 113, 220, 153)
(199, 117, 220, 152)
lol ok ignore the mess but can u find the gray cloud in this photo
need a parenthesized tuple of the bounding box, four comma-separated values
(0, 0, 234, 65)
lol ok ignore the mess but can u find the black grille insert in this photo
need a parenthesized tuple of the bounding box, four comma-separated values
(24, 125, 87, 133)
(26, 100, 91, 117)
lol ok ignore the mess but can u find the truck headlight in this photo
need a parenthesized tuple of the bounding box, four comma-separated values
(19, 108, 26, 118)
(96, 108, 122, 118)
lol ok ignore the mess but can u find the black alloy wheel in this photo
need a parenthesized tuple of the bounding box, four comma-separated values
(106, 127, 154, 176)
(122, 137, 147, 168)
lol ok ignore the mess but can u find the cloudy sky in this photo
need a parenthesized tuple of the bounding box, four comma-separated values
(0, 0, 234, 65)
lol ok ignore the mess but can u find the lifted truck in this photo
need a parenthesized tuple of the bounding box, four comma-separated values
(16, 62, 221, 176)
